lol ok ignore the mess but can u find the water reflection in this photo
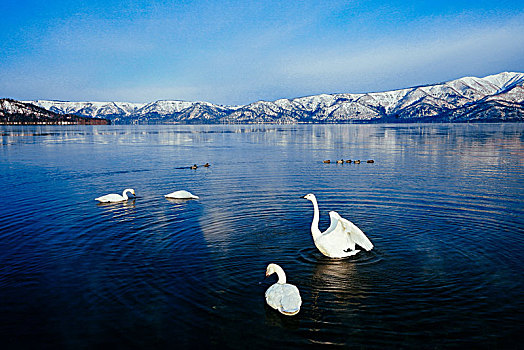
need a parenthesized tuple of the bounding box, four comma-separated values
(264, 303, 301, 329)
(95, 199, 136, 223)
(2, 124, 523, 165)
(308, 258, 362, 306)
(96, 199, 136, 208)
(165, 198, 196, 204)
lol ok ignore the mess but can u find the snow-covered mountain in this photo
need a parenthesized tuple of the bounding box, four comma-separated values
(27, 100, 146, 119)
(0, 99, 110, 124)
(25, 72, 524, 124)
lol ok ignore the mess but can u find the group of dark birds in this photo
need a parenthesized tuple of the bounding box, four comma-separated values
(323, 159, 374, 164)
(190, 162, 210, 169)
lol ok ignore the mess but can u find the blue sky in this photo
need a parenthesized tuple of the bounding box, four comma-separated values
(1, 0, 523, 105)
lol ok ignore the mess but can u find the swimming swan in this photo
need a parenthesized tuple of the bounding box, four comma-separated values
(95, 188, 135, 203)
(302, 193, 373, 258)
(265, 263, 302, 316)
(164, 190, 199, 199)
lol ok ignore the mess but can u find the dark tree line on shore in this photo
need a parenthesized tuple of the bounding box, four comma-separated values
(0, 99, 110, 125)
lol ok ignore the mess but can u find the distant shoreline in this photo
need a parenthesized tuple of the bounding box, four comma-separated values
(1, 120, 522, 126)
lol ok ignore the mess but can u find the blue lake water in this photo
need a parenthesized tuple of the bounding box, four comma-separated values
(0, 124, 523, 349)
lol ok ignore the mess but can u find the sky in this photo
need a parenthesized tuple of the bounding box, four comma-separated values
(1, 0, 523, 105)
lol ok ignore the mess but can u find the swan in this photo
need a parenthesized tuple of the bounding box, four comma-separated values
(164, 190, 199, 200)
(302, 193, 373, 258)
(265, 263, 302, 316)
(95, 188, 135, 203)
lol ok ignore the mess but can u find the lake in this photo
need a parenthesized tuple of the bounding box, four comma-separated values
(0, 124, 523, 349)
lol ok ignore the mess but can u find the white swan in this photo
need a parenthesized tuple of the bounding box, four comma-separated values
(302, 193, 373, 258)
(265, 263, 302, 316)
(95, 188, 135, 203)
(164, 190, 199, 199)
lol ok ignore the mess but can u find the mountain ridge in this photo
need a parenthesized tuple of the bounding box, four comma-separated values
(22, 72, 524, 124)
(0, 98, 110, 125)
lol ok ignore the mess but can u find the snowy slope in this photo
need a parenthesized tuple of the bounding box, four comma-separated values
(25, 72, 524, 123)
(23, 100, 146, 118)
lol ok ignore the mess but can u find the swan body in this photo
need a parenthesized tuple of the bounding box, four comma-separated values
(265, 264, 302, 316)
(164, 190, 199, 199)
(302, 193, 373, 258)
(95, 188, 135, 203)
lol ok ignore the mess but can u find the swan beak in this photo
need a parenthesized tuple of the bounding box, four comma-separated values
(300, 195, 306, 199)
(265, 271, 269, 277)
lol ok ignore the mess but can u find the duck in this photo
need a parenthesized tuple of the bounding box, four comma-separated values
(336, 159, 344, 164)
(203, 163, 210, 167)
(190, 164, 198, 169)
(367, 160, 374, 163)
(323, 160, 331, 164)
(345, 159, 352, 163)
(95, 188, 135, 203)
(265, 263, 302, 316)
(164, 190, 199, 200)
(354, 160, 361, 164)
(302, 193, 373, 258)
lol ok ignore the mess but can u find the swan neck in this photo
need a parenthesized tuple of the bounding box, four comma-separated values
(122, 189, 133, 200)
(311, 197, 321, 238)
(275, 267, 287, 284)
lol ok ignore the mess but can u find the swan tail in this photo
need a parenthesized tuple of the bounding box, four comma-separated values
(280, 307, 300, 316)
(279, 288, 302, 316)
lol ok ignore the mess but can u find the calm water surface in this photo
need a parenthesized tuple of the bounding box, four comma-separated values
(0, 124, 523, 349)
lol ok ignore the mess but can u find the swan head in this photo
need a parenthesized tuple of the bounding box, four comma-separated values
(265, 263, 286, 284)
(301, 193, 316, 202)
(124, 189, 136, 196)
(265, 263, 278, 277)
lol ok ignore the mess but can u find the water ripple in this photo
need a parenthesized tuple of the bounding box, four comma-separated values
(1, 124, 522, 349)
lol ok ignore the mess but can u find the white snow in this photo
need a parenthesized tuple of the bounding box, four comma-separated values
(21, 72, 524, 121)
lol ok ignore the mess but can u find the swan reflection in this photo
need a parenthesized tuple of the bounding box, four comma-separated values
(166, 198, 195, 204)
(264, 303, 300, 330)
(308, 258, 369, 316)
(96, 198, 136, 208)
(96, 199, 136, 222)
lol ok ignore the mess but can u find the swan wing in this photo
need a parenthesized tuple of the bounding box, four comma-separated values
(279, 284, 302, 315)
(333, 211, 374, 251)
(95, 193, 124, 202)
(265, 284, 302, 316)
(324, 211, 340, 235)
(265, 284, 281, 310)
(317, 212, 356, 252)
